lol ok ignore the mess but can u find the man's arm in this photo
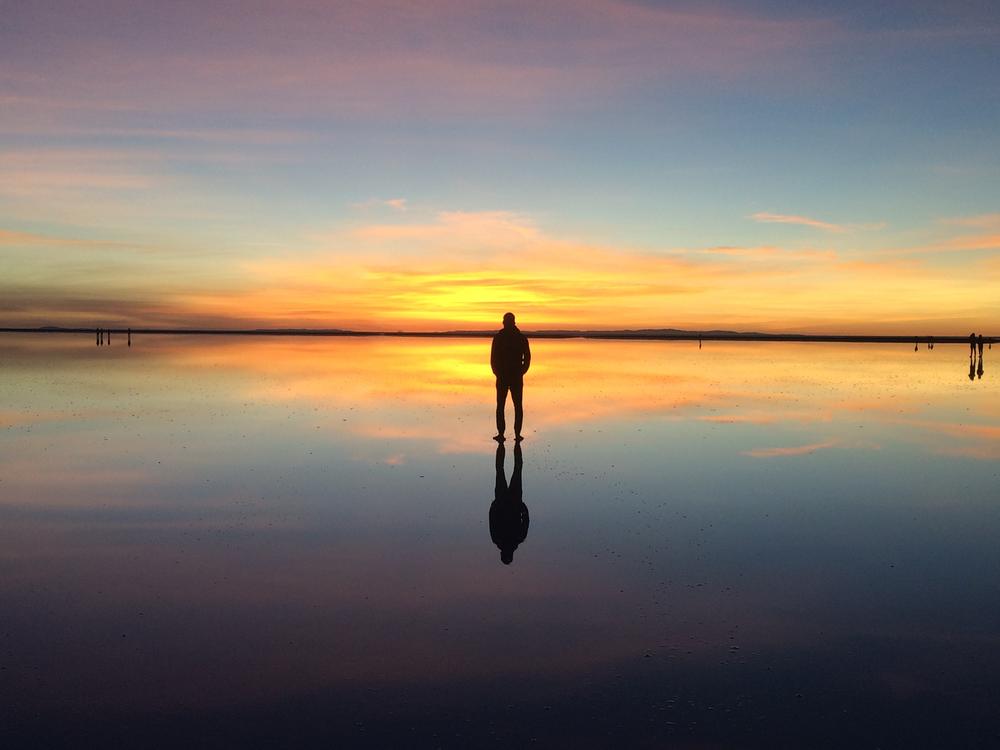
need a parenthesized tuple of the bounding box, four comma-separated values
(521, 336, 531, 374)
(490, 335, 499, 376)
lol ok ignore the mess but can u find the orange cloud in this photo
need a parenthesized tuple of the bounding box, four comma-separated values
(703, 245, 837, 261)
(4, 207, 1000, 333)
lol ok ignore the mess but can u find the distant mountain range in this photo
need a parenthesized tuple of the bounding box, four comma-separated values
(1, 326, 991, 344)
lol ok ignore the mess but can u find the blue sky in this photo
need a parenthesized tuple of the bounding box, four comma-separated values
(2, 0, 999, 330)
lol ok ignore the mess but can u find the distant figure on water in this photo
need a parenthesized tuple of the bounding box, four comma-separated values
(490, 442, 528, 565)
(970, 333, 977, 356)
(491, 312, 531, 442)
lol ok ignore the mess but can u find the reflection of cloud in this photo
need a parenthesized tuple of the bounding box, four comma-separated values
(894, 418, 1000, 461)
(699, 410, 832, 425)
(353, 425, 491, 456)
(741, 440, 838, 458)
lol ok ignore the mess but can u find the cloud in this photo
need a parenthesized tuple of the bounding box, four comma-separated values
(883, 213, 1000, 256)
(0, 1, 843, 127)
(750, 212, 846, 232)
(938, 213, 1000, 229)
(703, 245, 837, 261)
(0, 228, 133, 248)
(351, 198, 409, 211)
(750, 212, 888, 233)
(4, 206, 1000, 332)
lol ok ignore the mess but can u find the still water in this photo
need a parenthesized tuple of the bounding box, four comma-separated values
(2, 335, 998, 747)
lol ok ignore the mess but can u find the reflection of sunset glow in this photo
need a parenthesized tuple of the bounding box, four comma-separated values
(135, 336, 1000, 460)
(3, 337, 997, 507)
(2, 334, 999, 730)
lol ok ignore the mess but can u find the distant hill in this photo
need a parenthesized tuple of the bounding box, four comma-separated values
(1, 326, 992, 344)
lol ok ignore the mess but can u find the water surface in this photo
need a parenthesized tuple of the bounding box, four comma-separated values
(2, 335, 998, 747)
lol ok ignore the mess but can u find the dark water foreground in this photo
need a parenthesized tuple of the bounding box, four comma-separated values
(1, 335, 998, 748)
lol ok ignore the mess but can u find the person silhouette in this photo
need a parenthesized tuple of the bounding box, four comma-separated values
(489, 442, 528, 565)
(491, 312, 531, 442)
(978, 334, 985, 358)
(970, 333, 977, 357)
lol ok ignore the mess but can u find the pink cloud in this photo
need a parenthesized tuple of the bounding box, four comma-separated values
(1, 1, 841, 125)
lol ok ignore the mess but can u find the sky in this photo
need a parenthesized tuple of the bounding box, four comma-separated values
(2, 0, 999, 333)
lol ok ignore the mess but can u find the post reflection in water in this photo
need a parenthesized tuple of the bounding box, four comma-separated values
(969, 345, 986, 380)
(489, 442, 528, 565)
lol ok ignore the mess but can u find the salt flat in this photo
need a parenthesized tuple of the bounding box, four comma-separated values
(2, 335, 997, 747)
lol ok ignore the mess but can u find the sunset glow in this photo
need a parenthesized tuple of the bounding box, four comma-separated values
(3, 2, 999, 332)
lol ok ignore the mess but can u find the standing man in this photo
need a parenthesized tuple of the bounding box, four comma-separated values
(491, 312, 531, 442)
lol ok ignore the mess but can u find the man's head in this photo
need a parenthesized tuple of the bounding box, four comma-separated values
(502, 312, 515, 329)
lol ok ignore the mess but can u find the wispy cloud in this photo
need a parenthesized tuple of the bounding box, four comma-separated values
(0, 228, 133, 248)
(0, 1, 844, 128)
(351, 197, 409, 211)
(882, 214, 1000, 256)
(938, 213, 1000, 229)
(750, 212, 849, 232)
(750, 212, 888, 234)
(704, 244, 837, 261)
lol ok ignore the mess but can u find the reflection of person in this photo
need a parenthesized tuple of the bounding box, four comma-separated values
(491, 312, 531, 442)
(490, 443, 528, 565)
(969, 356, 976, 380)
(977, 354, 984, 379)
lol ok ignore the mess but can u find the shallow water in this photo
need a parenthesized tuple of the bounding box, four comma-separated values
(2, 335, 998, 747)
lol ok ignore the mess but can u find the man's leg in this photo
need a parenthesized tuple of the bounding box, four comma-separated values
(496, 379, 509, 438)
(510, 379, 524, 439)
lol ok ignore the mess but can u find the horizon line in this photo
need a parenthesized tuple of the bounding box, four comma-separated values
(1, 326, 994, 345)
